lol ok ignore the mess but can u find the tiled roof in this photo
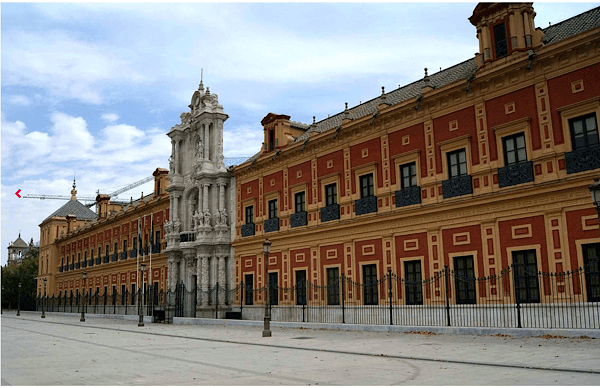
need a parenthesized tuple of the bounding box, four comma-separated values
(543, 6, 600, 45)
(292, 6, 600, 144)
(8, 236, 28, 248)
(42, 199, 98, 223)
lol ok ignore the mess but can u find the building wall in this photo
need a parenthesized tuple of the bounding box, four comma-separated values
(231, 10, 600, 306)
(41, 172, 170, 299)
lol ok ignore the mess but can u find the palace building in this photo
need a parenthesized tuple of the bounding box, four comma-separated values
(230, 3, 600, 315)
(36, 170, 170, 304)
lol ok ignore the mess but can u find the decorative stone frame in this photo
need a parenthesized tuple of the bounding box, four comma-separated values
(242, 199, 255, 224)
(439, 135, 472, 180)
(574, 237, 600, 302)
(492, 117, 533, 166)
(289, 183, 309, 214)
(447, 250, 480, 303)
(357, 260, 380, 302)
(352, 162, 378, 200)
(558, 97, 600, 152)
(318, 174, 340, 207)
(505, 244, 546, 301)
(396, 256, 424, 286)
(322, 264, 342, 304)
(392, 149, 421, 192)
(264, 191, 280, 219)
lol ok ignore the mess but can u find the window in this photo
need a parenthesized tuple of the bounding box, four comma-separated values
(493, 22, 508, 58)
(363, 264, 378, 305)
(405, 260, 423, 305)
(121, 285, 126, 305)
(123, 240, 127, 252)
(503, 133, 527, 165)
(447, 149, 467, 179)
(454, 256, 476, 304)
(582, 243, 600, 302)
(359, 173, 374, 198)
(326, 268, 340, 305)
(268, 199, 278, 219)
(245, 206, 254, 224)
(296, 270, 307, 305)
(399, 162, 417, 189)
(155, 231, 160, 245)
(84, 251, 87, 261)
(269, 129, 275, 151)
(294, 192, 305, 213)
(244, 274, 254, 305)
(569, 113, 599, 150)
(268, 272, 278, 306)
(114, 242, 118, 253)
(512, 250, 540, 303)
(131, 285, 136, 305)
(325, 183, 337, 206)
(105, 245, 109, 256)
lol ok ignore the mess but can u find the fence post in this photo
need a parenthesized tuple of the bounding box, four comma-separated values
(388, 270, 393, 326)
(341, 274, 346, 324)
(215, 283, 219, 319)
(514, 263, 522, 328)
(444, 265, 451, 327)
(240, 281, 244, 319)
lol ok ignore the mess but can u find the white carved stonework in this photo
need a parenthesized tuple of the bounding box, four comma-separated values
(166, 80, 234, 316)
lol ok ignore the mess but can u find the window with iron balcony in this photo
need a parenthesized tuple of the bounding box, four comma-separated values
(321, 183, 340, 222)
(291, 191, 307, 228)
(241, 205, 255, 237)
(264, 199, 280, 233)
(442, 149, 473, 199)
(498, 132, 534, 188)
(355, 173, 377, 215)
(395, 162, 421, 207)
(565, 113, 600, 174)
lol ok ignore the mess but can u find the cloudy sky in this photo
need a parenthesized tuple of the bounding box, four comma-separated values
(2, 1, 598, 265)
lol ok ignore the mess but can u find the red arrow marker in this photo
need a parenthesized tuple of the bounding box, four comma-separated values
(15, 189, 21, 198)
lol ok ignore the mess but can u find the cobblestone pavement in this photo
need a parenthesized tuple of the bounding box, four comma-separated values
(2, 311, 599, 385)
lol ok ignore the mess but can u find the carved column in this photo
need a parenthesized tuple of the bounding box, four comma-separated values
(201, 256, 209, 307)
(187, 199, 193, 231)
(202, 184, 209, 213)
(196, 254, 203, 307)
(174, 141, 180, 174)
(198, 185, 203, 213)
(218, 256, 226, 306)
(167, 258, 176, 291)
(204, 124, 210, 162)
(173, 194, 180, 221)
(218, 183, 225, 211)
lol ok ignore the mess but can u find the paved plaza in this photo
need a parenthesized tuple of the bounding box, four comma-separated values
(2, 311, 600, 385)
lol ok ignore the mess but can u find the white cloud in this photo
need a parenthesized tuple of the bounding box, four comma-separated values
(6, 95, 31, 106)
(101, 113, 119, 123)
(2, 30, 148, 104)
(223, 125, 264, 157)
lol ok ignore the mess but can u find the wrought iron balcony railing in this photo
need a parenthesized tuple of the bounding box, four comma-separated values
(241, 223, 255, 237)
(152, 244, 161, 254)
(264, 217, 280, 233)
(180, 232, 195, 243)
(355, 196, 378, 215)
(290, 211, 308, 228)
(111, 253, 118, 262)
(88, 259, 93, 267)
(565, 146, 600, 174)
(63, 265, 68, 272)
(320, 203, 340, 222)
(498, 161, 534, 188)
(81, 261, 87, 268)
(120, 252, 128, 260)
(442, 175, 473, 199)
(96, 257, 101, 265)
(130, 249, 137, 258)
(75, 262, 80, 269)
(69, 264, 74, 270)
(59, 267, 63, 273)
(103, 255, 109, 264)
(395, 186, 421, 208)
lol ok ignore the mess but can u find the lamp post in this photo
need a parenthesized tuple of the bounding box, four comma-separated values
(589, 178, 600, 217)
(42, 278, 47, 318)
(262, 239, 272, 337)
(17, 282, 21, 316)
(139, 263, 146, 327)
(81, 272, 87, 322)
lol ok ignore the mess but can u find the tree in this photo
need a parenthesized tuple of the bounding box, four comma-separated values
(2, 248, 39, 310)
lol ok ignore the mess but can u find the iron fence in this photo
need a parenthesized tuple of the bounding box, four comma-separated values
(36, 262, 600, 329)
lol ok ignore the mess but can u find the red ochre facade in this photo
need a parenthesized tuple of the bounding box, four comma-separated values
(231, 4, 600, 306)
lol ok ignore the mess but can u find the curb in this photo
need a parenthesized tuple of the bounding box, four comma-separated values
(173, 317, 600, 338)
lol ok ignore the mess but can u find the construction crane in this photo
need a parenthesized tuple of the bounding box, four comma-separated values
(23, 157, 251, 205)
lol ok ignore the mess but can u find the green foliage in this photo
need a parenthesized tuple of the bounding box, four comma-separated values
(2, 249, 39, 307)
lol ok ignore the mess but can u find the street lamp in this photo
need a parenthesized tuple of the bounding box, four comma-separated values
(589, 178, 600, 214)
(139, 263, 146, 327)
(262, 239, 272, 337)
(17, 282, 21, 316)
(81, 272, 87, 322)
(42, 278, 47, 318)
